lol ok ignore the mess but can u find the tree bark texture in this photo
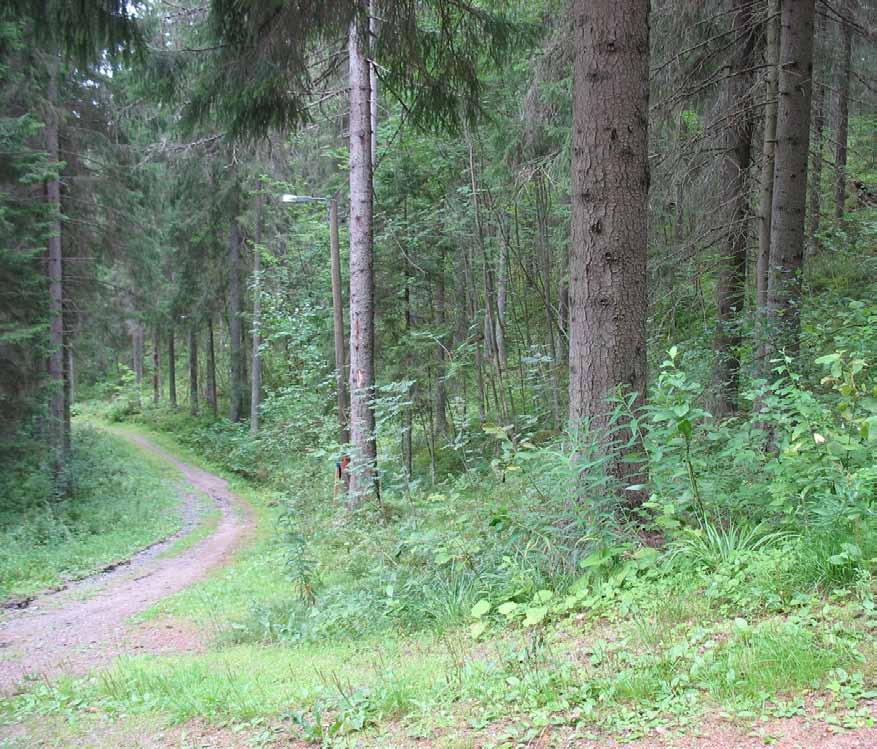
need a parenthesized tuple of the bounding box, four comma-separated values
(712, 0, 755, 418)
(347, 8, 379, 505)
(755, 0, 780, 375)
(766, 0, 816, 362)
(46, 56, 66, 474)
(833, 4, 852, 221)
(568, 0, 650, 499)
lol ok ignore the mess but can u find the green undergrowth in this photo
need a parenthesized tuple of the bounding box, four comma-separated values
(0, 425, 184, 603)
(3, 416, 876, 746)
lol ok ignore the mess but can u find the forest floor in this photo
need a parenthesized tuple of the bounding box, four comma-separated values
(0, 424, 875, 748)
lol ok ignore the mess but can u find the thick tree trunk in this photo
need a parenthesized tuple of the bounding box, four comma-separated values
(330, 197, 349, 446)
(168, 324, 177, 408)
(228, 217, 244, 422)
(188, 323, 199, 417)
(568, 0, 650, 501)
(46, 56, 66, 474)
(347, 8, 379, 505)
(206, 316, 218, 417)
(755, 0, 780, 375)
(765, 0, 816, 362)
(712, 0, 755, 418)
(833, 5, 852, 221)
(250, 183, 263, 435)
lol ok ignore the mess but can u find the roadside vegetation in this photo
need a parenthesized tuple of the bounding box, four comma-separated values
(0, 426, 183, 603)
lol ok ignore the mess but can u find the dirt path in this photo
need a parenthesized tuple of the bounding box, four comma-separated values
(0, 430, 254, 697)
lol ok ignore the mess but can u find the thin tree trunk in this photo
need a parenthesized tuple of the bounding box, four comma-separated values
(153, 327, 161, 405)
(403, 246, 414, 482)
(535, 173, 561, 429)
(132, 324, 144, 405)
(250, 182, 263, 435)
(809, 38, 825, 250)
(833, 4, 852, 221)
(369, 0, 379, 167)
(168, 324, 177, 408)
(766, 0, 816, 362)
(433, 244, 449, 437)
(188, 322, 199, 417)
(755, 0, 780, 375)
(207, 316, 218, 417)
(330, 197, 349, 446)
(228, 216, 244, 422)
(46, 56, 66, 475)
(712, 0, 755, 418)
(347, 7, 379, 505)
(569, 0, 650, 502)
(62, 302, 72, 459)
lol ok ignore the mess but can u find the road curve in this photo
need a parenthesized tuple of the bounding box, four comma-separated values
(0, 430, 254, 696)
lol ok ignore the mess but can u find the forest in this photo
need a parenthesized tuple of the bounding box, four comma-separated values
(0, 0, 876, 746)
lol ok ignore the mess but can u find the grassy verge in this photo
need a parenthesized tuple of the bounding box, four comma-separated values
(0, 425, 184, 603)
(2, 414, 875, 747)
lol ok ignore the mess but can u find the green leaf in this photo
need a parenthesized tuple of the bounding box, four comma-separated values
(470, 621, 487, 639)
(677, 418, 693, 438)
(470, 599, 491, 619)
(498, 601, 518, 616)
(523, 606, 548, 626)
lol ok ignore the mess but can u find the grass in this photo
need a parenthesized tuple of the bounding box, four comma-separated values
(2, 415, 875, 747)
(0, 426, 185, 603)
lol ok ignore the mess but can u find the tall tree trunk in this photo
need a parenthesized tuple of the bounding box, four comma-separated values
(535, 173, 562, 429)
(766, 0, 816, 362)
(755, 0, 780, 375)
(569, 0, 649, 501)
(62, 301, 72, 458)
(188, 322, 199, 417)
(330, 197, 349, 446)
(46, 56, 66, 475)
(402, 246, 414, 482)
(228, 217, 244, 422)
(433, 244, 449, 437)
(153, 327, 161, 405)
(369, 0, 379, 167)
(712, 0, 755, 418)
(132, 324, 144, 405)
(347, 7, 378, 505)
(833, 4, 852, 221)
(808, 13, 828, 254)
(207, 316, 218, 417)
(250, 182, 263, 435)
(808, 20, 825, 252)
(168, 324, 177, 408)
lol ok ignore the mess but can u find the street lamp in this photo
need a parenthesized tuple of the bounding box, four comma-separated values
(281, 194, 328, 204)
(281, 192, 348, 447)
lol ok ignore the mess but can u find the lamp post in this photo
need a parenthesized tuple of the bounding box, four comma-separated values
(281, 194, 348, 447)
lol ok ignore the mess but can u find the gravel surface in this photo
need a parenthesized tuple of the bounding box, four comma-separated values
(0, 431, 254, 696)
